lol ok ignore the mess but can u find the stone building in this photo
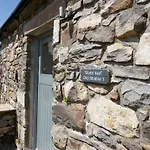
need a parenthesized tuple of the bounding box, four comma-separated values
(0, 0, 150, 150)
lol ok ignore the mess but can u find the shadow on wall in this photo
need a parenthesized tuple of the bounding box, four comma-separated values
(0, 135, 16, 150)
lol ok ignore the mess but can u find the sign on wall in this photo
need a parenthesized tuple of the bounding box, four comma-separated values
(81, 68, 110, 84)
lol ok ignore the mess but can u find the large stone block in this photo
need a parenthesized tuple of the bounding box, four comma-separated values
(116, 9, 147, 38)
(85, 26, 115, 43)
(101, 0, 133, 16)
(52, 103, 85, 131)
(105, 43, 133, 62)
(121, 80, 150, 109)
(69, 43, 102, 63)
(112, 65, 150, 80)
(87, 95, 139, 137)
(78, 14, 102, 32)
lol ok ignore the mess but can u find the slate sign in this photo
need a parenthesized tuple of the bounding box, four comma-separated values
(81, 69, 110, 84)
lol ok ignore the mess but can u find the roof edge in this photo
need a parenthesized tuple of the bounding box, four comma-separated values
(0, 0, 30, 31)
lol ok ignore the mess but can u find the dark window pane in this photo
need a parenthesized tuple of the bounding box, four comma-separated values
(41, 41, 53, 74)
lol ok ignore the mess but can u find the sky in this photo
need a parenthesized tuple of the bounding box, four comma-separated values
(0, 0, 20, 27)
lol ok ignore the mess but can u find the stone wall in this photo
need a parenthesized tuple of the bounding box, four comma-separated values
(52, 0, 150, 149)
(0, 25, 29, 149)
(0, 104, 16, 150)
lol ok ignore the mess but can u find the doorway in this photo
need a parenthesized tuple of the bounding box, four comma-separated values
(35, 34, 53, 150)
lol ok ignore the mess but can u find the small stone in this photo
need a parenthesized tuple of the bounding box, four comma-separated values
(105, 43, 133, 62)
(101, 0, 133, 16)
(135, 25, 150, 65)
(87, 95, 139, 137)
(87, 83, 109, 95)
(136, 108, 149, 121)
(102, 14, 118, 26)
(55, 71, 65, 82)
(52, 82, 63, 101)
(58, 47, 69, 64)
(121, 139, 143, 150)
(51, 125, 68, 149)
(109, 87, 119, 101)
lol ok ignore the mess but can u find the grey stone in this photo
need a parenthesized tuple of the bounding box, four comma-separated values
(69, 43, 102, 63)
(62, 81, 89, 102)
(51, 125, 68, 149)
(83, 0, 95, 5)
(85, 26, 115, 43)
(86, 123, 116, 148)
(121, 139, 143, 150)
(116, 8, 147, 38)
(78, 14, 102, 32)
(71, 0, 82, 12)
(87, 95, 139, 137)
(112, 65, 150, 80)
(52, 103, 85, 131)
(102, 14, 118, 26)
(101, 0, 133, 16)
(137, 108, 149, 121)
(135, 26, 150, 65)
(105, 43, 133, 62)
(141, 120, 150, 142)
(121, 80, 150, 109)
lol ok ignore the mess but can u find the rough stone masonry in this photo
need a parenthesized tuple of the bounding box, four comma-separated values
(52, 0, 150, 149)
